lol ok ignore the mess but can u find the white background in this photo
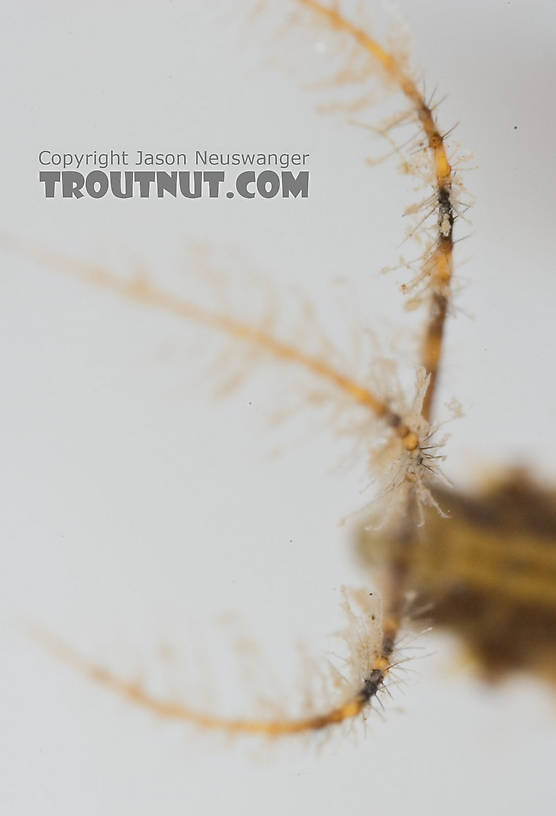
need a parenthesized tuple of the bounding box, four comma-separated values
(1, 1, 555, 814)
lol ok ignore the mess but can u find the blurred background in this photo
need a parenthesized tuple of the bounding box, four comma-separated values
(1, 1, 555, 813)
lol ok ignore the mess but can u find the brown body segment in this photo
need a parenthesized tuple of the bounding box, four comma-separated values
(358, 471, 556, 683)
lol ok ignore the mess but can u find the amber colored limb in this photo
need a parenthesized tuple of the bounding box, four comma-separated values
(5, 238, 421, 451)
(15, 234, 406, 734)
(13, 236, 419, 734)
(30, 625, 390, 735)
(420, 249, 451, 422)
(377, 492, 420, 667)
(297, 0, 455, 420)
(13, 6, 458, 735)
